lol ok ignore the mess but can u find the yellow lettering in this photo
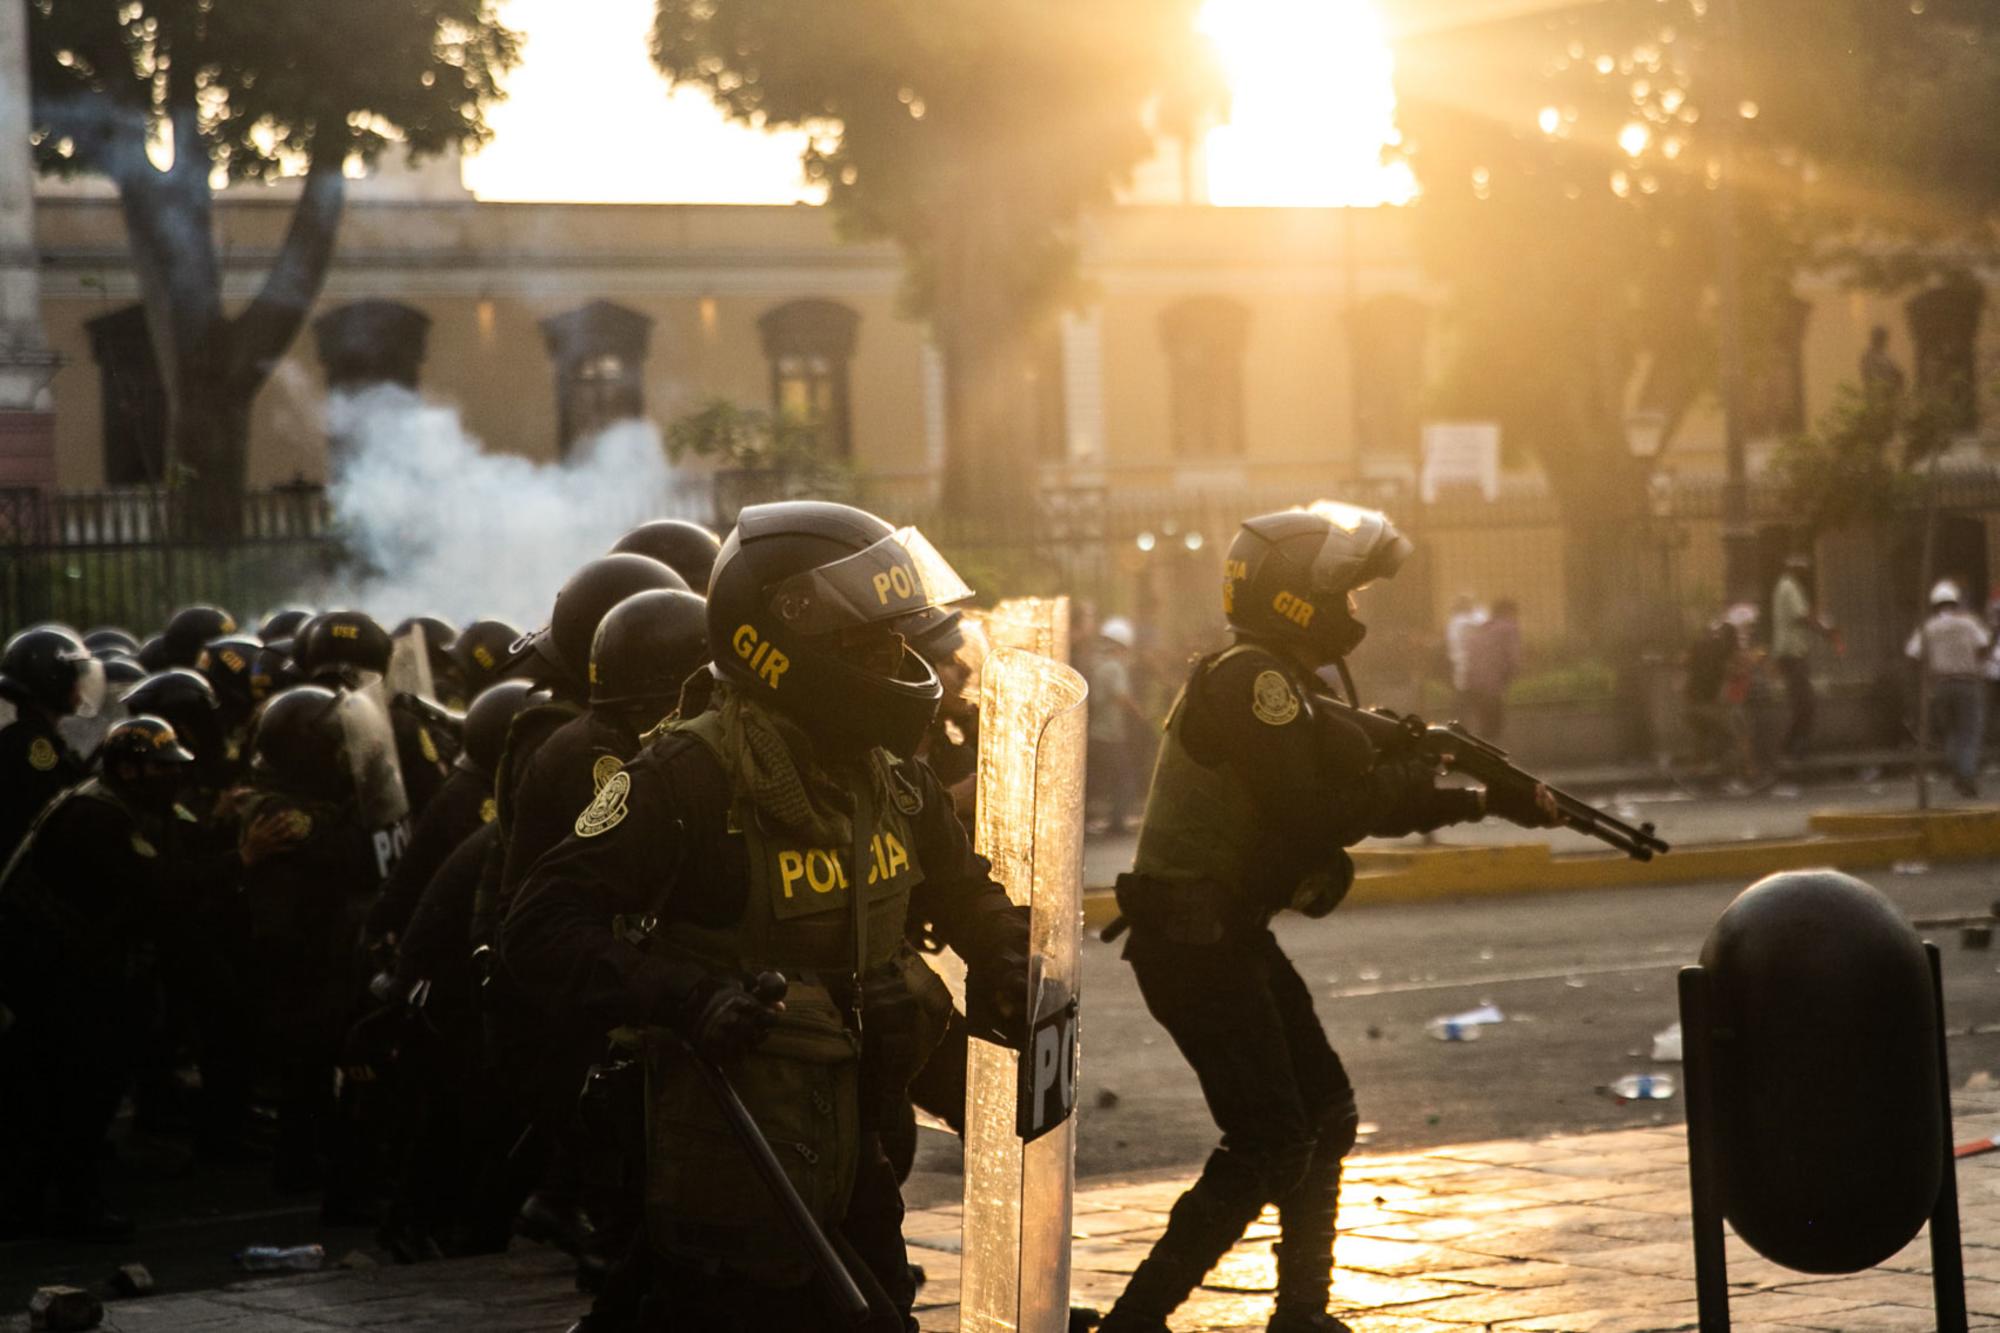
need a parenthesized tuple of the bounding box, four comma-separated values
(778, 850, 806, 898)
(1224, 559, 1248, 580)
(733, 623, 759, 660)
(872, 571, 893, 604)
(871, 565, 918, 605)
(805, 848, 845, 895)
(761, 648, 789, 689)
(883, 832, 909, 878)
(332, 624, 359, 640)
(1273, 591, 1315, 628)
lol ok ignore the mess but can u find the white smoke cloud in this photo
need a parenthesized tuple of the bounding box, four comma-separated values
(317, 385, 701, 628)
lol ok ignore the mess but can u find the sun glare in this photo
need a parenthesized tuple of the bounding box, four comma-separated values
(1198, 0, 1416, 207)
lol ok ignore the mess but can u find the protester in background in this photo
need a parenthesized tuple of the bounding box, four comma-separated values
(1089, 616, 1147, 835)
(1443, 592, 1486, 716)
(1908, 579, 1991, 798)
(1770, 553, 1840, 764)
(1460, 598, 1521, 739)
(1684, 605, 1765, 791)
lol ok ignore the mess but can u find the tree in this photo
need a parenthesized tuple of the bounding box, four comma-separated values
(28, 1, 517, 519)
(1384, 0, 2000, 631)
(650, 0, 1217, 513)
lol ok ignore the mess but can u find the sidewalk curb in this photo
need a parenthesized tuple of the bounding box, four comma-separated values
(1078, 805, 2000, 928)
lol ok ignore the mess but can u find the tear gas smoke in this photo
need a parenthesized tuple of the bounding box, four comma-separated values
(317, 385, 696, 627)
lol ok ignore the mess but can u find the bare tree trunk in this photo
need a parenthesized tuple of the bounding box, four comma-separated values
(935, 209, 1037, 520)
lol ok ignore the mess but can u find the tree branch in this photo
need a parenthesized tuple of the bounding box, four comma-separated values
(226, 153, 345, 394)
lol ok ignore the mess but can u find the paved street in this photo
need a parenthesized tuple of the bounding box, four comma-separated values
(8, 852, 2000, 1320)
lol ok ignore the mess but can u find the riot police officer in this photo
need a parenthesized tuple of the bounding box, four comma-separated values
(610, 517, 723, 590)
(451, 618, 525, 703)
(296, 609, 446, 820)
(198, 635, 272, 765)
(367, 678, 537, 947)
(0, 626, 101, 860)
(502, 501, 1031, 1332)
(1099, 505, 1556, 1333)
(258, 606, 314, 645)
(0, 716, 294, 1235)
(240, 684, 411, 1209)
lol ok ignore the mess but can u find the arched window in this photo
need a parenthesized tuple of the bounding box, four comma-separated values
(312, 300, 431, 392)
(1159, 296, 1251, 459)
(758, 299, 861, 460)
(540, 301, 653, 455)
(1907, 277, 1985, 433)
(84, 305, 166, 486)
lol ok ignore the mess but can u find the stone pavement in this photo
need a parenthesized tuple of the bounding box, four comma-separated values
(24, 1091, 2000, 1332)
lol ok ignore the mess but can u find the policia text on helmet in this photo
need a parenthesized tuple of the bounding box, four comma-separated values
(706, 500, 975, 758)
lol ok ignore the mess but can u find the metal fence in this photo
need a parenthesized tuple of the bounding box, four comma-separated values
(8, 472, 2000, 691)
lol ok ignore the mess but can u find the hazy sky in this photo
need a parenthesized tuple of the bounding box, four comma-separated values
(461, 0, 1414, 208)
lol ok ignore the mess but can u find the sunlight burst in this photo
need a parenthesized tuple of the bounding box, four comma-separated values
(1198, 0, 1416, 207)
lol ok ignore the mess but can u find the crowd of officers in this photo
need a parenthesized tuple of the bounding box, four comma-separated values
(0, 497, 1555, 1333)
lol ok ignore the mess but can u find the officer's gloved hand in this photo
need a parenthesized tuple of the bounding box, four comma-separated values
(1289, 852, 1356, 919)
(680, 973, 786, 1063)
(965, 945, 1032, 1050)
(1483, 781, 1562, 829)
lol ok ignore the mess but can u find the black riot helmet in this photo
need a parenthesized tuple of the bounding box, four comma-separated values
(394, 615, 463, 701)
(589, 589, 710, 715)
(1223, 502, 1414, 665)
(610, 520, 723, 592)
(84, 627, 141, 656)
(162, 605, 238, 668)
(100, 714, 197, 809)
(516, 554, 687, 697)
(2, 625, 106, 719)
(452, 619, 524, 698)
(707, 501, 972, 759)
(123, 669, 225, 777)
(251, 643, 301, 702)
(251, 684, 349, 800)
(458, 678, 538, 780)
(101, 654, 148, 694)
(296, 609, 393, 683)
(197, 636, 265, 726)
(258, 606, 314, 645)
(137, 634, 170, 672)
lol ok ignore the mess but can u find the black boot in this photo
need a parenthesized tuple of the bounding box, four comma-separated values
(1271, 1131, 1346, 1333)
(1100, 1152, 1265, 1331)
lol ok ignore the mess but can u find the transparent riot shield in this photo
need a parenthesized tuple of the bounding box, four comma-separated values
(340, 682, 410, 830)
(982, 595, 1072, 665)
(960, 642, 1088, 1333)
(386, 623, 438, 703)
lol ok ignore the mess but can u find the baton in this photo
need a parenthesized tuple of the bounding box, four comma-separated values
(682, 1009, 872, 1324)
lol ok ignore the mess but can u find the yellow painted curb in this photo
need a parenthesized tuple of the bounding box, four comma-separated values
(1080, 807, 2000, 927)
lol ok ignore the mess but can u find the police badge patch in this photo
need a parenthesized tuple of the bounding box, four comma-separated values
(27, 737, 57, 770)
(480, 796, 498, 824)
(575, 770, 630, 838)
(591, 754, 623, 793)
(1251, 670, 1300, 726)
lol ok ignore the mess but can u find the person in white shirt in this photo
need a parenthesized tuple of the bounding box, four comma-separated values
(1908, 579, 1993, 796)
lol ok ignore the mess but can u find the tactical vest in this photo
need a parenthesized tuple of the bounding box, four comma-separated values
(0, 779, 159, 969)
(642, 707, 946, 1285)
(1131, 644, 1307, 896)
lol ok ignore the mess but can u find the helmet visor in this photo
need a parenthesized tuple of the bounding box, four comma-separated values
(767, 527, 974, 637)
(1304, 500, 1414, 594)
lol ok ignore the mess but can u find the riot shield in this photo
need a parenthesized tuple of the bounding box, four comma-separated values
(981, 596, 1072, 664)
(960, 642, 1088, 1333)
(387, 623, 438, 703)
(339, 682, 410, 830)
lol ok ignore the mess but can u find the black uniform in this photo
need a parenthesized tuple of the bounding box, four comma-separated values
(0, 681, 86, 862)
(498, 710, 641, 905)
(390, 700, 456, 821)
(0, 780, 172, 1229)
(1106, 639, 1482, 1332)
(369, 764, 494, 945)
(502, 729, 1027, 1330)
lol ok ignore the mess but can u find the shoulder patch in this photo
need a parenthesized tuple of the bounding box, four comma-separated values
(1251, 670, 1301, 726)
(418, 727, 440, 765)
(591, 753, 624, 794)
(27, 737, 57, 771)
(480, 796, 498, 824)
(575, 770, 631, 838)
